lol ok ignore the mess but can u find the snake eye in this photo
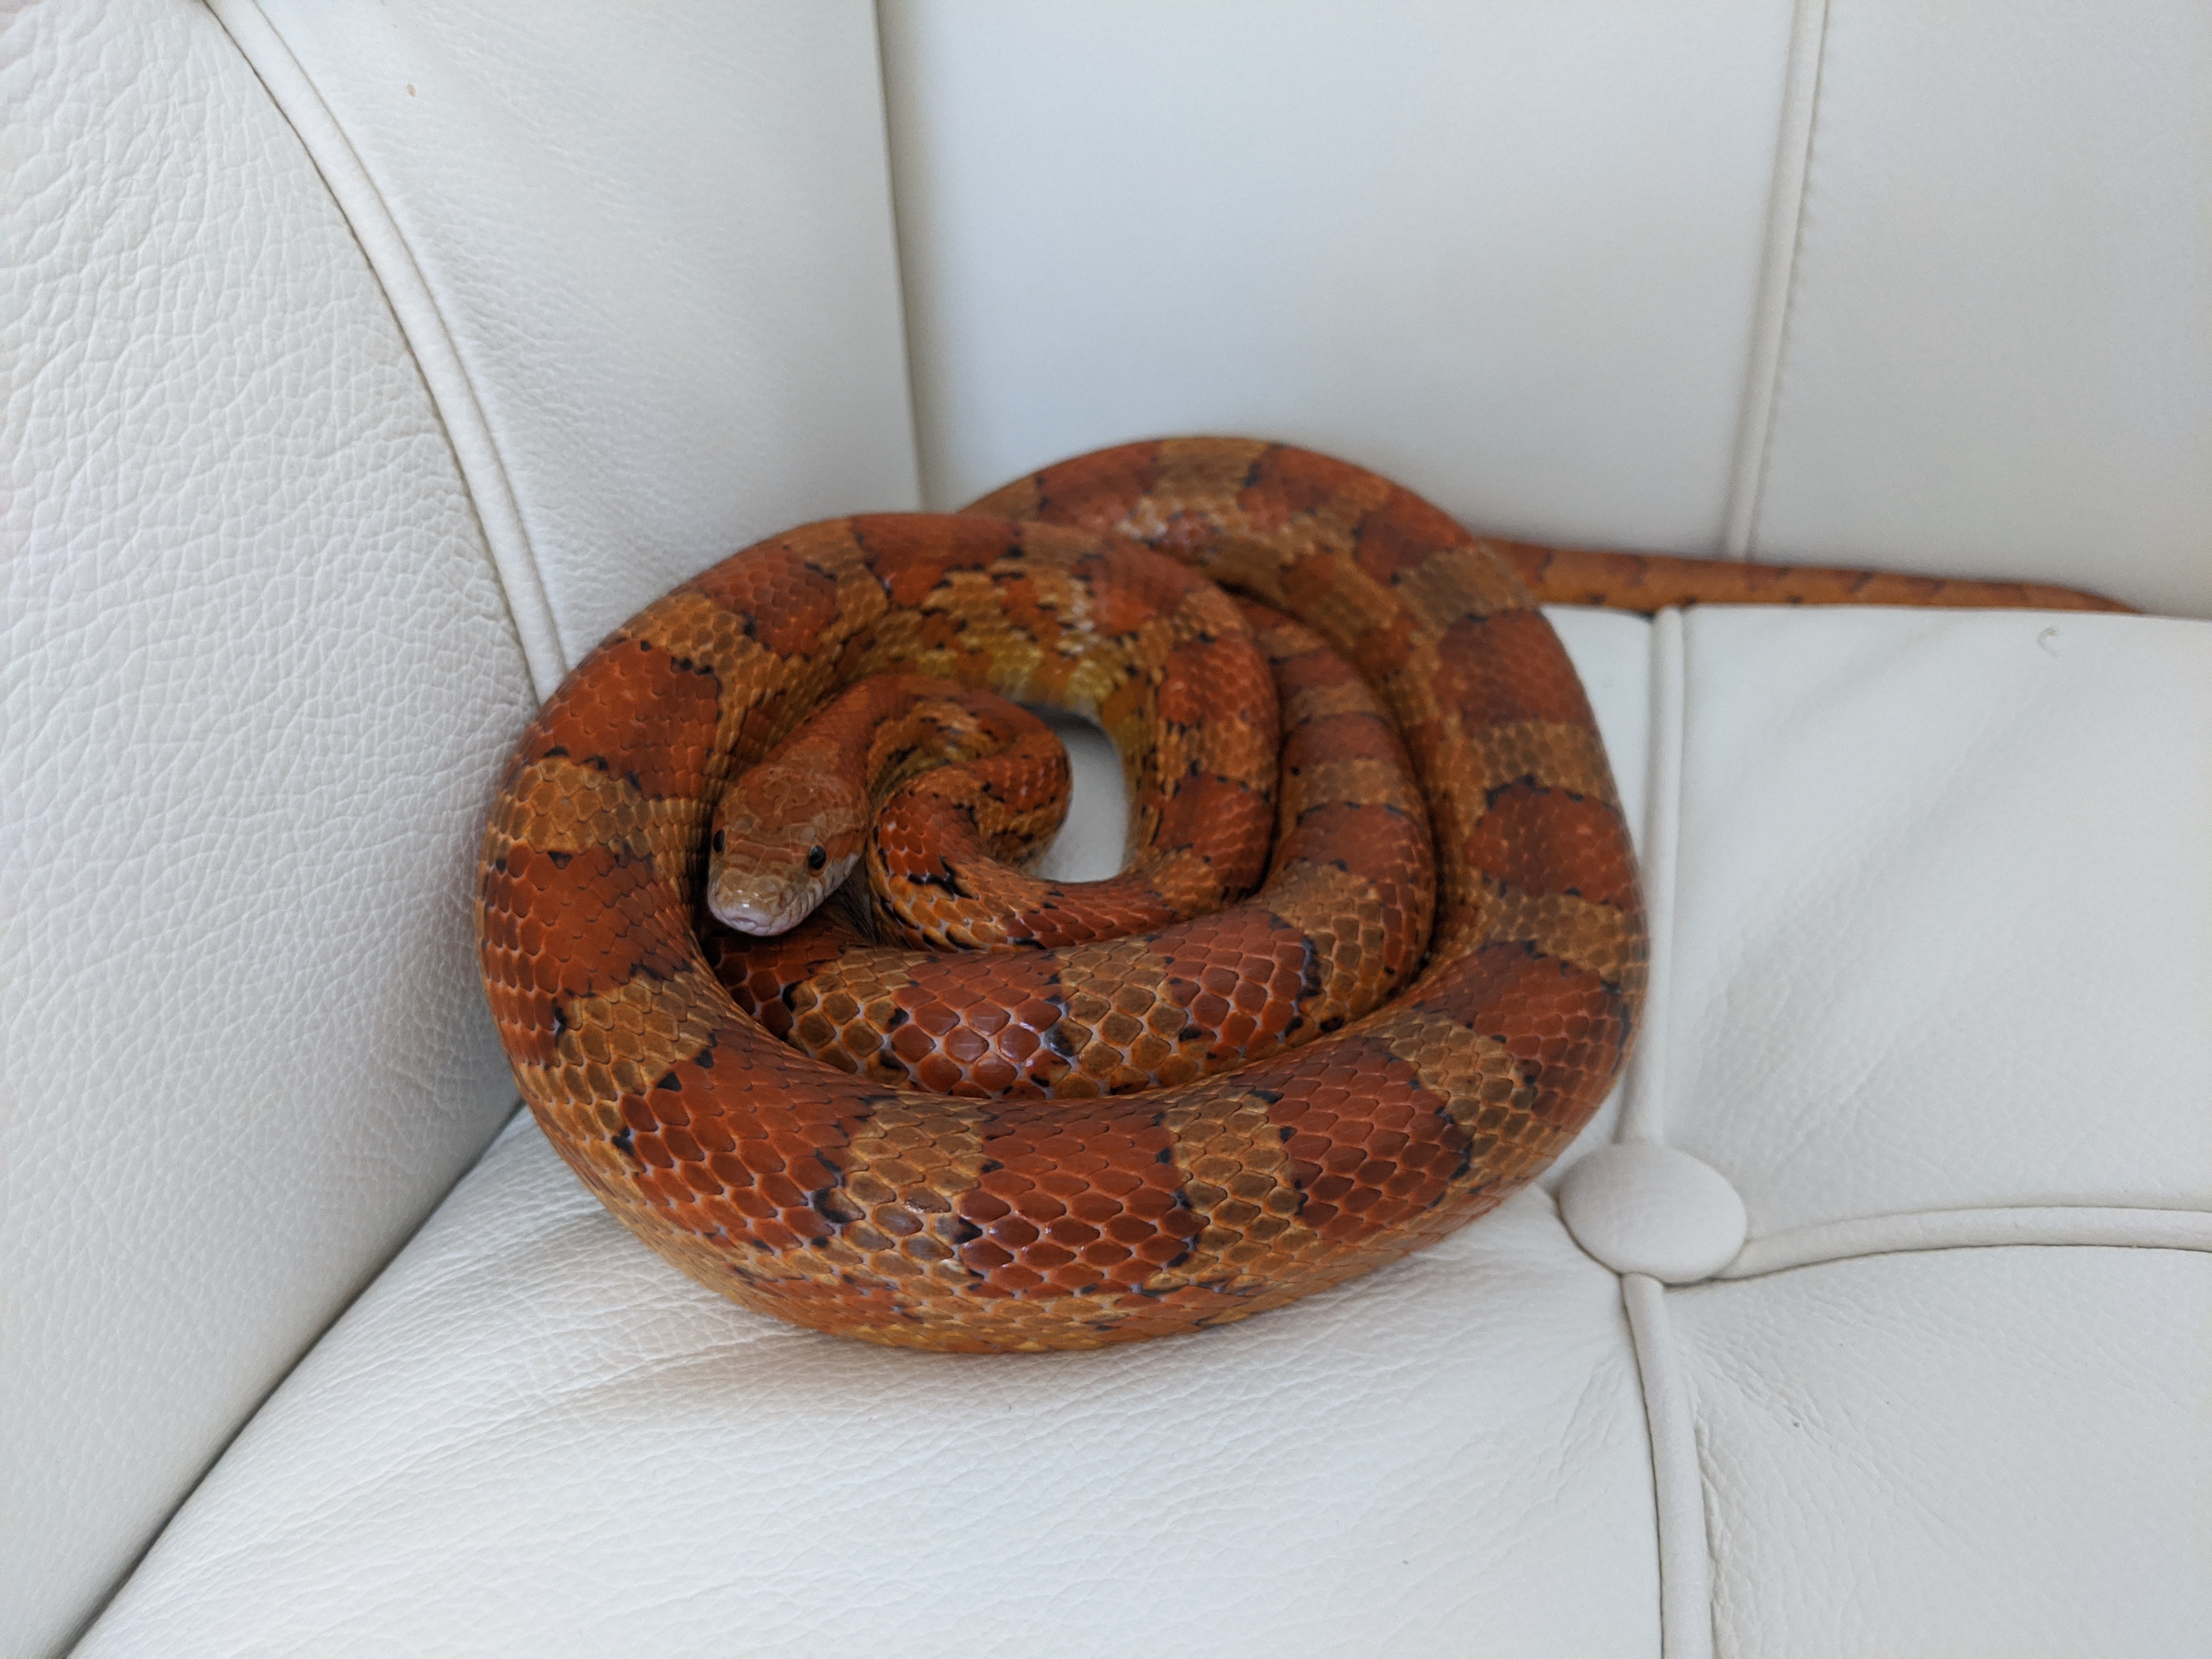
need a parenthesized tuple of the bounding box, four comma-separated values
(808, 845, 827, 871)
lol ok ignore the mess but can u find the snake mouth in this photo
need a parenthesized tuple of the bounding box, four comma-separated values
(706, 848, 861, 937)
(706, 891, 813, 936)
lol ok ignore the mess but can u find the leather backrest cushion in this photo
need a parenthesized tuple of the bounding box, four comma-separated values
(882, 0, 2212, 616)
(0, 3, 532, 1646)
(244, 0, 922, 668)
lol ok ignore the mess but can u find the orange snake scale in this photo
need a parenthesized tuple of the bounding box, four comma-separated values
(476, 438, 2125, 1351)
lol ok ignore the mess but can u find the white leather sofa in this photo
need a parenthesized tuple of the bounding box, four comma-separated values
(7, 3, 2208, 1654)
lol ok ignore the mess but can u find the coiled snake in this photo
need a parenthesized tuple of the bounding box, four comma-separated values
(476, 438, 2123, 1351)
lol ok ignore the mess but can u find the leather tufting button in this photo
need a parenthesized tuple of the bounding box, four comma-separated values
(1556, 1144, 1748, 1283)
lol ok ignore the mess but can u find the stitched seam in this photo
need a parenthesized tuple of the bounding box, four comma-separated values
(872, 0, 939, 511)
(1624, 1274, 1716, 1659)
(1720, 1205, 2212, 1279)
(1721, 0, 1832, 558)
(203, 0, 569, 702)
(1618, 608, 1685, 1146)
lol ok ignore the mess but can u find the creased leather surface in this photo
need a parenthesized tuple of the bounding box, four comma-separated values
(75, 1120, 1658, 1659)
(879, 0, 1796, 551)
(0, 2, 534, 1651)
(77, 614, 1661, 1658)
(247, 0, 923, 664)
(1657, 608, 2212, 1234)
(1675, 1249, 2212, 1658)
(1751, 0, 2212, 616)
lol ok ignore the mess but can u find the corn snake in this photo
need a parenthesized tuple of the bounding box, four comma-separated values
(475, 437, 2123, 1351)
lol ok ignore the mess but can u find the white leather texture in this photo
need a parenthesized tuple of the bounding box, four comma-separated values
(1654, 608, 2212, 1234)
(881, 0, 1799, 551)
(1615, 606, 2212, 1659)
(1749, 0, 2212, 616)
(0, 2, 534, 1651)
(1677, 1248, 2212, 1655)
(229, 0, 922, 671)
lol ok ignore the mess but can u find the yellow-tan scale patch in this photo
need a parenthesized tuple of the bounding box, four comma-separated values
(483, 757, 693, 890)
(864, 554, 1273, 924)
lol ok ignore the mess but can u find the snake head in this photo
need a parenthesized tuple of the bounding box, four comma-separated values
(706, 765, 866, 935)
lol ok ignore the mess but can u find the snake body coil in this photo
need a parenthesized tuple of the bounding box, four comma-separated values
(477, 439, 1650, 1350)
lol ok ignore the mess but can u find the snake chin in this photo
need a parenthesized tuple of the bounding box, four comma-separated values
(707, 849, 860, 936)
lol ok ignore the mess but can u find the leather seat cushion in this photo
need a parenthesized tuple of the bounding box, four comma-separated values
(76, 606, 2212, 1657)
